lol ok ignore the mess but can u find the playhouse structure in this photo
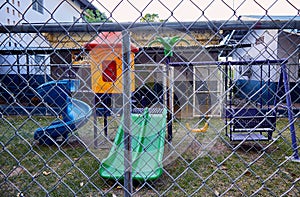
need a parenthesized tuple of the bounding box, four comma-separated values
(84, 32, 138, 94)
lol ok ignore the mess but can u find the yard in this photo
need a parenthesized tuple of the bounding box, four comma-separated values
(1, 115, 299, 196)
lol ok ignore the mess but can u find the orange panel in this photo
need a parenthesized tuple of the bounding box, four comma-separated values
(90, 48, 135, 94)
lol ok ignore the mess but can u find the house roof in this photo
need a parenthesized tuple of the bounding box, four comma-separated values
(222, 15, 300, 44)
(84, 32, 139, 53)
(241, 15, 300, 21)
(74, 0, 97, 11)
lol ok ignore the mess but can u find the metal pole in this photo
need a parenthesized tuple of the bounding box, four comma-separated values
(163, 64, 167, 110)
(166, 57, 172, 142)
(281, 63, 299, 161)
(93, 95, 98, 149)
(122, 31, 132, 197)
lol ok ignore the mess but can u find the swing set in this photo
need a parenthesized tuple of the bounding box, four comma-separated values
(222, 59, 299, 161)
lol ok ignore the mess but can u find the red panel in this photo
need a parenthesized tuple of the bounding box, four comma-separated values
(102, 60, 117, 82)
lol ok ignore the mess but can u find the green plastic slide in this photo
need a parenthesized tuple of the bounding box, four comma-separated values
(99, 108, 167, 181)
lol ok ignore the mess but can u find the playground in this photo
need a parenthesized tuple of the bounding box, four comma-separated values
(1, 6, 300, 196)
(1, 30, 300, 196)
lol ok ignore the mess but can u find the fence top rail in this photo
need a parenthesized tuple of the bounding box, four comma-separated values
(169, 59, 287, 66)
(1, 20, 299, 33)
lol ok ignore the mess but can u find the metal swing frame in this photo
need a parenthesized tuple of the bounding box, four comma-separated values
(222, 59, 299, 161)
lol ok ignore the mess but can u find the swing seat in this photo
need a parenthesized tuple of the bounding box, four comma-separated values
(226, 108, 276, 141)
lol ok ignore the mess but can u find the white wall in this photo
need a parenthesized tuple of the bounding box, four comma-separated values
(0, 0, 84, 24)
(0, 0, 86, 75)
(0, 0, 85, 48)
(22, 0, 83, 23)
(278, 31, 300, 82)
(233, 29, 279, 82)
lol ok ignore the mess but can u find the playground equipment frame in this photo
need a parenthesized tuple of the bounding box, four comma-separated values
(170, 59, 299, 161)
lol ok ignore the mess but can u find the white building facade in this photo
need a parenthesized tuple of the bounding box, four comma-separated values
(231, 16, 300, 104)
(0, 0, 95, 75)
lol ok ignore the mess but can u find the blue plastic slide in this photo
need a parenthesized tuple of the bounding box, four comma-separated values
(34, 79, 92, 145)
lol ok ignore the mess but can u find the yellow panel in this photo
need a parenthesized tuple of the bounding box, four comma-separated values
(90, 48, 135, 94)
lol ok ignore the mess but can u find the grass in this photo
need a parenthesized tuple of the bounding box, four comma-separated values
(0, 115, 299, 196)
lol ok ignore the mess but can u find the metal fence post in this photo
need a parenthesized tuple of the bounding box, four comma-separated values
(122, 30, 132, 197)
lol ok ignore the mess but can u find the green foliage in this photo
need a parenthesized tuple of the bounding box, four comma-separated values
(84, 9, 109, 22)
(140, 13, 162, 22)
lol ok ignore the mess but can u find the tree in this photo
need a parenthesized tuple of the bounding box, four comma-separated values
(140, 13, 163, 22)
(84, 9, 110, 22)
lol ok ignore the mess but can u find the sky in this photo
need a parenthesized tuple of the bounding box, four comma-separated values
(93, 0, 300, 22)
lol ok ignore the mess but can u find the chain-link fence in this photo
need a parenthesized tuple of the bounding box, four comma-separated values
(1, 0, 300, 196)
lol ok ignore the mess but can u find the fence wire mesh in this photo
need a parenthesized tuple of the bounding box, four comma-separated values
(1, 0, 300, 196)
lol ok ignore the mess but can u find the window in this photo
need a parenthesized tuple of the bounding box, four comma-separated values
(12, 9, 15, 15)
(32, 0, 43, 14)
(7, 19, 10, 24)
(6, 7, 9, 13)
(12, 0, 15, 4)
(34, 55, 45, 73)
(35, 55, 45, 64)
(17, 1, 20, 7)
